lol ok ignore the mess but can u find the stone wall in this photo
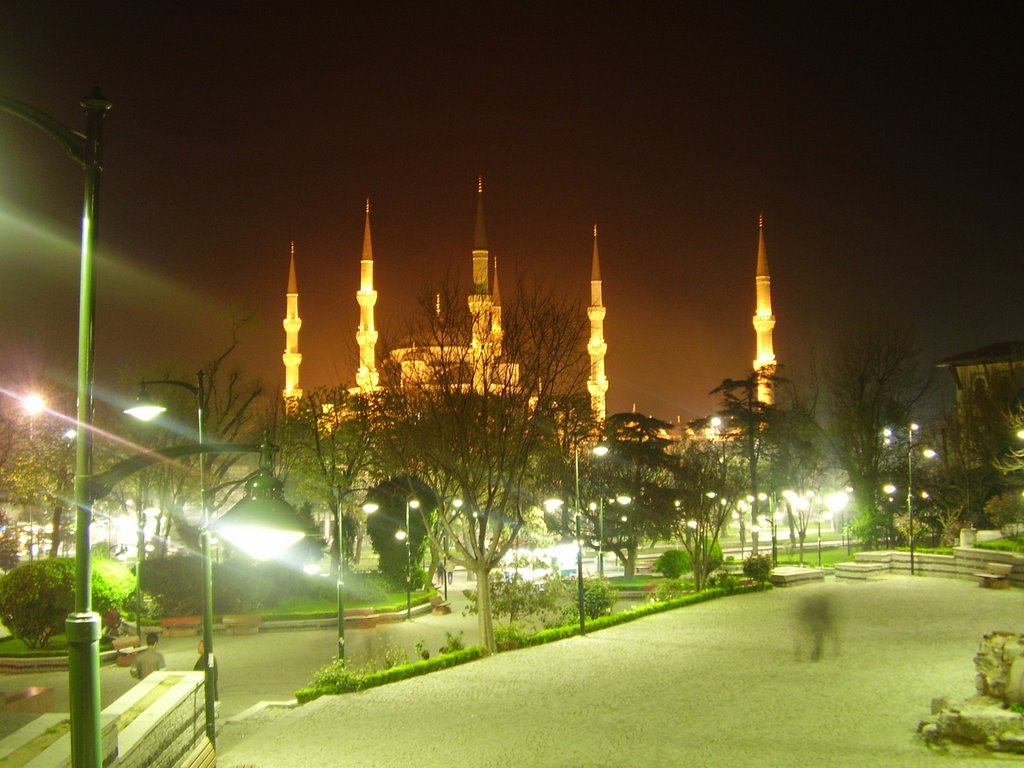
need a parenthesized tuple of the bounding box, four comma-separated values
(104, 670, 207, 768)
(851, 548, 1024, 586)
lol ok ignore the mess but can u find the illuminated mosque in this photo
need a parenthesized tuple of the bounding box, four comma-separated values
(279, 179, 777, 419)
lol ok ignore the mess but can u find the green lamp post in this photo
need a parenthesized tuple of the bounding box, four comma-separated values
(1, 89, 111, 768)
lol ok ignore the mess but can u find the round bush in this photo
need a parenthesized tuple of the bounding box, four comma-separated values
(0, 558, 136, 649)
(654, 549, 691, 579)
(742, 553, 773, 585)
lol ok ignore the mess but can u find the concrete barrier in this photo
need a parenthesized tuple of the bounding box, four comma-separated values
(846, 548, 1024, 586)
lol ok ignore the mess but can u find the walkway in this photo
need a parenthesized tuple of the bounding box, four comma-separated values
(219, 576, 1023, 767)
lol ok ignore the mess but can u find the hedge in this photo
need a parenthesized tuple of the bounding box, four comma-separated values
(297, 582, 769, 701)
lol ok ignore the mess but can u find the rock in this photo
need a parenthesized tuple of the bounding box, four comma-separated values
(936, 701, 1022, 744)
(997, 729, 1024, 754)
(1009, 656, 1024, 705)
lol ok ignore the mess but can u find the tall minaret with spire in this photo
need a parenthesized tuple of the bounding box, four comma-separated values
(752, 214, 777, 404)
(587, 225, 608, 422)
(490, 255, 503, 355)
(468, 176, 494, 353)
(355, 199, 380, 393)
(282, 242, 303, 410)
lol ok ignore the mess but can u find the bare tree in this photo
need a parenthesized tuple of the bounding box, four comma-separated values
(277, 385, 381, 574)
(823, 320, 930, 547)
(671, 435, 743, 590)
(123, 339, 267, 555)
(377, 278, 589, 654)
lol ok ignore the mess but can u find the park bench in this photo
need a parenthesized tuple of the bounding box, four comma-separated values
(430, 595, 451, 615)
(0, 686, 53, 713)
(110, 634, 143, 666)
(223, 614, 263, 635)
(974, 562, 1013, 589)
(180, 735, 216, 768)
(161, 616, 201, 637)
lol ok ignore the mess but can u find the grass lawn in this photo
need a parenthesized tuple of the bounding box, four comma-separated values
(263, 589, 431, 620)
(775, 545, 862, 568)
(0, 634, 76, 656)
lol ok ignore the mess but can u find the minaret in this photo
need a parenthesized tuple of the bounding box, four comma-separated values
(587, 225, 608, 422)
(490, 255, 503, 355)
(282, 242, 303, 410)
(355, 199, 380, 393)
(467, 176, 493, 352)
(752, 214, 777, 404)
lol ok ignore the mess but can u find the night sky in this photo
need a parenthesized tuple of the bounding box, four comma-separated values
(1, 3, 1021, 422)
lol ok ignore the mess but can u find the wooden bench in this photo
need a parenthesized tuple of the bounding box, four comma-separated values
(430, 595, 452, 615)
(0, 686, 53, 713)
(223, 613, 263, 635)
(180, 735, 215, 768)
(975, 562, 1013, 589)
(110, 635, 144, 666)
(161, 616, 201, 637)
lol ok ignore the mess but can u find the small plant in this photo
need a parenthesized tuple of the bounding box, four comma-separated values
(653, 579, 691, 602)
(494, 624, 528, 651)
(442, 630, 465, 653)
(742, 553, 773, 585)
(414, 639, 430, 660)
(654, 549, 691, 579)
(707, 570, 739, 593)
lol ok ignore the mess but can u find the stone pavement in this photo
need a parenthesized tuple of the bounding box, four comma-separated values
(0, 569, 483, 724)
(218, 576, 1024, 768)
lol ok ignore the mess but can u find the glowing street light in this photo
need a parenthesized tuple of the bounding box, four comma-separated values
(127, 375, 304, 746)
(21, 393, 46, 417)
(906, 423, 936, 575)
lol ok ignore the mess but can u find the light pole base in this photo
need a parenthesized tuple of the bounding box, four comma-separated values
(66, 611, 102, 768)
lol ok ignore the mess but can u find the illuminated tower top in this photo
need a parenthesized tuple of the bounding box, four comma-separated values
(472, 175, 489, 295)
(752, 214, 777, 404)
(587, 224, 608, 422)
(468, 176, 495, 353)
(282, 242, 303, 408)
(355, 198, 380, 393)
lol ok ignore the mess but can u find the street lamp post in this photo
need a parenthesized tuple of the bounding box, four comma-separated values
(354, 500, 380, 662)
(403, 498, 419, 620)
(574, 446, 585, 636)
(590, 443, 609, 578)
(905, 423, 937, 576)
(1, 89, 111, 768)
(126, 372, 219, 745)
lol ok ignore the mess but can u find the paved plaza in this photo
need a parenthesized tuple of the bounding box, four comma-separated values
(218, 576, 1024, 768)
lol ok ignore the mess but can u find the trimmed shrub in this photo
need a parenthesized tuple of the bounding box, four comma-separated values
(299, 646, 487, 702)
(654, 549, 691, 579)
(0, 557, 135, 649)
(563, 577, 617, 622)
(742, 553, 773, 585)
(93, 558, 137, 615)
(141, 555, 337, 617)
(707, 570, 740, 593)
(494, 624, 529, 651)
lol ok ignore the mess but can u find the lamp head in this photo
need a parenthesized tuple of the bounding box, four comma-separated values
(125, 384, 167, 421)
(212, 436, 307, 560)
